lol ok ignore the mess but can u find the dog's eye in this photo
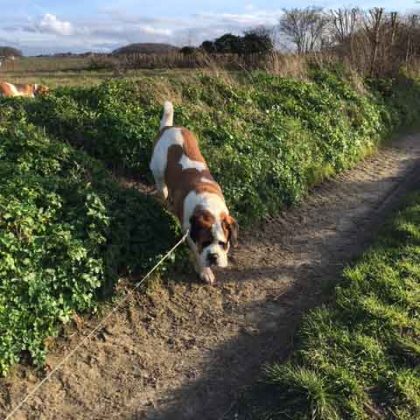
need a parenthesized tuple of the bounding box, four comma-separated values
(202, 241, 212, 248)
(219, 241, 227, 249)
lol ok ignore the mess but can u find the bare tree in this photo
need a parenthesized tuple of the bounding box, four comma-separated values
(279, 7, 329, 53)
(405, 14, 419, 63)
(389, 11, 399, 47)
(364, 8, 385, 76)
(329, 8, 361, 44)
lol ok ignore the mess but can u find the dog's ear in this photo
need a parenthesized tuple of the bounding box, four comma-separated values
(222, 214, 239, 248)
(190, 208, 214, 242)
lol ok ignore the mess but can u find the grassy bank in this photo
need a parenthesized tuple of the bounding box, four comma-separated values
(239, 191, 420, 419)
(0, 67, 419, 375)
(0, 109, 178, 375)
(18, 67, 420, 223)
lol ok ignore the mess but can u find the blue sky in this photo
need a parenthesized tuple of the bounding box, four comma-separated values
(1, 1, 418, 55)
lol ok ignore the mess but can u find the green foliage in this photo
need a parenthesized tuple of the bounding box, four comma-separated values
(0, 108, 178, 375)
(14, 70, 420, 224)
(240, 193, 420, 419)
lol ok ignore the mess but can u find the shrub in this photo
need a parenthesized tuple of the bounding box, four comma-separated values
(0, 108, 178, 375)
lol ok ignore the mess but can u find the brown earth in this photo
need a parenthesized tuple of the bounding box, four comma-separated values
(1, 134, 420, 420)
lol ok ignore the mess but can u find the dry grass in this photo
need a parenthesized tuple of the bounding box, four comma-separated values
(0, 53, 313, 88)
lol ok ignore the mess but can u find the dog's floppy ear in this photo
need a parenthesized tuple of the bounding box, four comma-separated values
(222, 214, 239, 248)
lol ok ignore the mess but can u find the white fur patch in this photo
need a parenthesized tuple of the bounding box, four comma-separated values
(149, 127, 184, 183)
(179, 154, 207, 171)
(160, 101, 174, 129)
(3, 83, 18, 97)
(182, 191, 228, 231)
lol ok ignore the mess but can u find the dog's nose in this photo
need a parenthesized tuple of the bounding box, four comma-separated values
(208, 253, 218, 265)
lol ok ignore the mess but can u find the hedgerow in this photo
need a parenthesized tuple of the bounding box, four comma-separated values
(0, 108, 178, 375)
(18, 68, 420, 223)
(238, 192, 420, 419)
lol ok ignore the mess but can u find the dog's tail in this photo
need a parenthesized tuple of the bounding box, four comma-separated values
(160, 101, 174, 130)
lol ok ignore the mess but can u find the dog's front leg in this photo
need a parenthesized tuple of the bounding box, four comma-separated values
(187, 237, 216, 285)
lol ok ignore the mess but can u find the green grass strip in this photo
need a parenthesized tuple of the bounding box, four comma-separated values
(241, 192, 420, 419)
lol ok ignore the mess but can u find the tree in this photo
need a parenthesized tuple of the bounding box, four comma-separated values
(364, 8, 385, 76)
(180, 46, 197, 55)
(200, 40, 216, 53)
(242, 28, 274, 54)
(214, 33, 243, 53)
(329, 8, 361, 44)
(0, 46, 22, 57)
(279, 7, 330, 53)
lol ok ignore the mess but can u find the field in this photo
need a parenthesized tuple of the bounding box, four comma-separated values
(1, 60, 420, 417)
(239, 191, 420, 419)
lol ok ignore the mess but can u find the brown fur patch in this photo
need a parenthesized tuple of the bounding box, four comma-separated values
(162, 129, 223, 222)
(0, 82, 15, 97)
(189, 208, 215, 251)
(220, 212, 239, 247)
(180, 128, 206, 163)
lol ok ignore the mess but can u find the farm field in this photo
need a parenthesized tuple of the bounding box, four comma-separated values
(0, 66, 420, 418)
(0, 56, 195, 87)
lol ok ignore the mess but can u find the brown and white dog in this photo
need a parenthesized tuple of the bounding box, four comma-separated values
(150, 101, 238, 284)
(0, 82, 49, 98)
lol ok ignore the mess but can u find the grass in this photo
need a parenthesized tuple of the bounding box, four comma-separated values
(0, 56, 198, 87)
(239, 191, 420, 419)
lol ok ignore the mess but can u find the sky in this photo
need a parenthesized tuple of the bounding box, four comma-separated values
(1, 0, 418, 55)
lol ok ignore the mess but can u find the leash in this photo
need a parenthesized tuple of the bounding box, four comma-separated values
(5, 230, 189, 420)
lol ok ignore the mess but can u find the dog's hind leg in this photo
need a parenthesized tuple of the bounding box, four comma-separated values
(155, 178, 169, 201)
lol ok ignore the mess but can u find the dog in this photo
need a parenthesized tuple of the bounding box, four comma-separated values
(150, 101, 238, 284)
(0, 82, 49, 98)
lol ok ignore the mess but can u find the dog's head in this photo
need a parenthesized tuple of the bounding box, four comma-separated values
(189, 207, 238, 268)
(33, 84, 49, 96)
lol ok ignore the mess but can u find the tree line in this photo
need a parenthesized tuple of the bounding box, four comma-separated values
(181, 7, 419, 76)
(279, 7, 419, 76)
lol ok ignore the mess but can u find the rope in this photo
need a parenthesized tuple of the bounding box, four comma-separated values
(5, 230, 189, 420)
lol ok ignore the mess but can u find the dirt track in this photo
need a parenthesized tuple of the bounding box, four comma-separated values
(1, 134, 420, 420)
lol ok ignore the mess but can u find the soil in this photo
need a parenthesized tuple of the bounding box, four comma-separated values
(1, 134, 420, 420)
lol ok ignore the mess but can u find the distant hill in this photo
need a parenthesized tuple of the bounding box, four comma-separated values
(0, 46, 23, 58)
(112, 43, 179, 55)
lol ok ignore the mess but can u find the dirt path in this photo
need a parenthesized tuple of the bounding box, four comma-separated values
(1, 134, 420, 420)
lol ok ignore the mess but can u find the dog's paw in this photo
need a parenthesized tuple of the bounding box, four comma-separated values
(199, 267, 216, 285)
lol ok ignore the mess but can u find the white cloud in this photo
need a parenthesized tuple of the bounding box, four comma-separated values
(139, 25, 172, 36)
(39, 13, 74, 36)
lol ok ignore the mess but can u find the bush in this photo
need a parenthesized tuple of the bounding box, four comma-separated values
(0, 108, 178, 375)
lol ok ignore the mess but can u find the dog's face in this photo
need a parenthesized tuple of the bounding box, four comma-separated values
(189, 207, 238, 268)
(33, 84, 49, 96)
